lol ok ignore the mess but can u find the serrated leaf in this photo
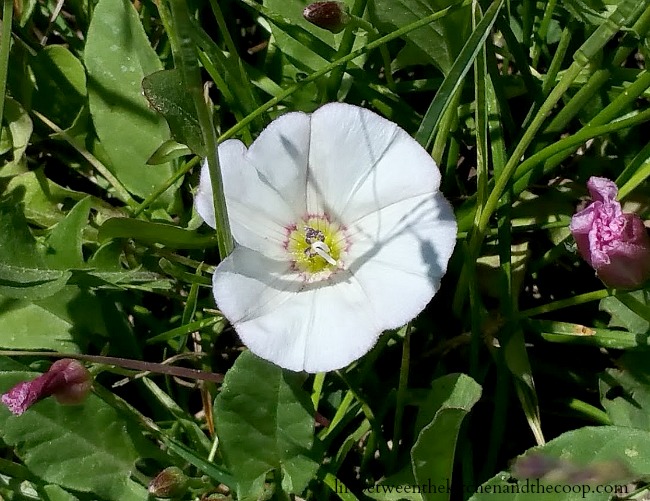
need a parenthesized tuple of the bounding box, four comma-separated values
(468, 426, 647, 500)
(85, 0, 176, 202)
(142, 69, 205, 156)
(0, 362, 150, 501)
(215, 351, 319, 499)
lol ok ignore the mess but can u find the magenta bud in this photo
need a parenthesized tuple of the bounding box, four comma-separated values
(303, 2, 350, 33)
(148, 466, 189, 498)
(570, 177, 650, 289)
(1, 359, 92, 415)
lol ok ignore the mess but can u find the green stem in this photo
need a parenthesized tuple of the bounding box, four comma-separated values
(134, 156, 200, 217)
(207, 0, 260, 124)
(518, 289, 612, 318)
(325, 0, 367, 101)
(562, 398, 612, 425)
(431, 86, 461, 163)
(0, 0, 12, 128)
(541, 25, 571, 96)
(312, 372, 326, 411)
(513, 107, 650, 192)
(349, 14, 396, 91)
(219, 0, 474, 142)
(168, 0, 234, 258)
(390, 326, 410, 471)
(619, 158, 650, 200)
(319, 390, 355, 440)
(531, 0, 557, 67)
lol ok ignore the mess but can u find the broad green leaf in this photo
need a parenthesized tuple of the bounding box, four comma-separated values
(5, 170, 87, 227)
(365, 375, 481, 501)
(468, 426, 647, 500)
(0, 264, 71, 300)
(30, 46, 87, 130)
(369, 0, 471, 75)
(600, 351, 650, 431)
(600, 291, 650, 334)
(44, 197, 92, 270)
(43, 484, 80, 501)
(98, 218, 218, 249)
(215, 351, 319, 499)
(0, 361, 150, 500)
(411, 374, 482, 501)
(147, 140, 192, 165)
(0, 194, 70, 300)
(85, 0, 175, 201)
(0, 98, 33, 175)
(0, 286, 111, 353)
(142, 69, 205, 156)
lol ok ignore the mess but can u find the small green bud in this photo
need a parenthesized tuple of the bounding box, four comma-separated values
(303, 2, 351, 33)
(148, 466, 189, 499)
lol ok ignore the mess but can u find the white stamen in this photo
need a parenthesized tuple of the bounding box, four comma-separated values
(311, 241, 337, 266)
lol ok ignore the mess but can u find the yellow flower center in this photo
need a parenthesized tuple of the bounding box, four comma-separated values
(285, 215, 348, 276)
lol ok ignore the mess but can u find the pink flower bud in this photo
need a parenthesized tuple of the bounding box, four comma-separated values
(303, 2, 350, 33)
(1, 359, 92, 415)
(570, 177, 650, 289)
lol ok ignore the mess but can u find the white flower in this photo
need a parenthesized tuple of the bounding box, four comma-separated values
(196, 103, 456, 373)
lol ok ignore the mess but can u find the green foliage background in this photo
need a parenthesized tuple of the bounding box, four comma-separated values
(0, 0, 649, 499)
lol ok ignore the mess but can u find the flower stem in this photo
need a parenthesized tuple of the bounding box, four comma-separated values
(347, 13, 396, 91)
(311, 372, 326, 411)
(168, 0, 234, 258)
(0, 351, 224, 383)
(390, 325, 410, 471)
(325, 0, 367, 101)
(518, 289, 613, 318)
(134, 156, 200, 217)
(561, 398, 612, 425)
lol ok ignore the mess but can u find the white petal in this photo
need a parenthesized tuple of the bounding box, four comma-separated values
(344, 192, 457, 330)
(247, 111, 311, 216)
(307, 103, 400, 218)
(213, 246, 382, 372)
(338, 127, 442, 224)
(196, 140, 295, 259)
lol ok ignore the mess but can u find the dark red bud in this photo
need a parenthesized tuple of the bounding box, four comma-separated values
(303, 2, 350, 33)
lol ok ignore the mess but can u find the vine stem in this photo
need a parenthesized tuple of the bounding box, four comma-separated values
(0, 350, 224, 383)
